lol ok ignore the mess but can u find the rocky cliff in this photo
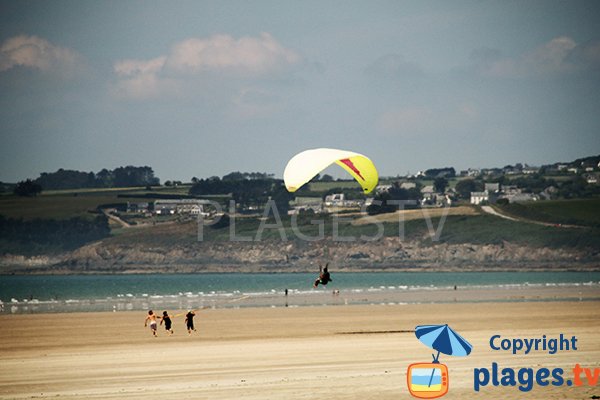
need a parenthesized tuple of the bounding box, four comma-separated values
(2, 237, 598, 274)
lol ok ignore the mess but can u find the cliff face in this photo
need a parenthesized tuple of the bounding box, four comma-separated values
(1, 237, 598, 273)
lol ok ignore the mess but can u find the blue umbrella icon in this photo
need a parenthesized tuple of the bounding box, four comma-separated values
(415, 324, 473, 387)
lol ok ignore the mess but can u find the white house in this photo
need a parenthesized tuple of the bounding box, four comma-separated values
(484, 183, 500, 193)
(289, 197, 323, 214)
(421, 185, 434, 194)
(522, 167, 539, 175)
(154, 199, 212, 215)
(324, 193, 345, 206)
(375, 185, 392, 193)
(503, 193, 539, 203)
(155, 207, 175, 215)
(190, 205, 210, 217)
(470, 191, 489, 205)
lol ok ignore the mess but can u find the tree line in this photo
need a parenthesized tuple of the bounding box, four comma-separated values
(22, 166, 160, 192)
(189, 176, 292, 212)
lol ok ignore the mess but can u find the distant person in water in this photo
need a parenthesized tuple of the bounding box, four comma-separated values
(185, 310, 197, 335)
(313, 263, 332, 288)
(160, 311, 174, 335)
(144, 310, 159, 337)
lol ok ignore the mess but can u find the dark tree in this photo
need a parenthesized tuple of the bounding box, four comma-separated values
(211, 213, 230, 229)
(33, 166, 159, 190)
(455, 179, 483, 199)
(269, 184, 293, 214)
(433, 177, 448, 193)
(36, 169, 95, 190)
(367, 185, 420, 215)
(222, 171, 246, 181)
(113, 166, 159, 187)
(14, 179, 42, 197)
(425, 167, 456, 178)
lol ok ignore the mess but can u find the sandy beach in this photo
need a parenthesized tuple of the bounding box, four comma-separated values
(1, 301, 599, 399)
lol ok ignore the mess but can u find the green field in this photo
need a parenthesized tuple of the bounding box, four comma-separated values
(0, 185, 200, 220)
(107, 212, 600, 251)
(0, 193, 147, 220)
(496, 198, 600, 228)
(3, 184, 600, 255)
(418, 214, 600, 249)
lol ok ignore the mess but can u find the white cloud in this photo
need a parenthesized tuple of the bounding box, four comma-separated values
(0, 35, 81, 74)
(566, 40, 600, 69)
(471, 36, 600, 78)
(522, 36, 577, 74)
(111, 57, 175, 99)
(112, 33, 300, 100)
(114, 57, 166, 77)
(167, 32, 300, 74)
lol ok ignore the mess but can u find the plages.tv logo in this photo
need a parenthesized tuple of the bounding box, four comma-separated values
(407, 324, 473, 399)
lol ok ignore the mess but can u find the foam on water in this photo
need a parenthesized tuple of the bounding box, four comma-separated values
(1, 272, 599, 314)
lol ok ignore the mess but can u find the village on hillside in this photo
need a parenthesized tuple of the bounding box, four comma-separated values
(106, 156, 600, 224)
(1, 155, 599, 258)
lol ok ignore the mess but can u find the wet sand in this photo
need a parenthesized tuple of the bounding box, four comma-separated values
(1, 301, 599, 399)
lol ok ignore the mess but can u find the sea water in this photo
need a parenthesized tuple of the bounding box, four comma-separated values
(0, 271, 599, 314)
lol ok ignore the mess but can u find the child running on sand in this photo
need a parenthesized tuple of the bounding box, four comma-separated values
(160, 311, 174, 335)
(144, 310, 159, 337)
(185, 310, 196, 336)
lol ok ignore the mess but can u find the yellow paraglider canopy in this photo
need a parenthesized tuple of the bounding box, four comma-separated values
(283, 148, 378, 194)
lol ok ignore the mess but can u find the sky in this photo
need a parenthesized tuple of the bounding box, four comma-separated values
(1, 0, 599, 182)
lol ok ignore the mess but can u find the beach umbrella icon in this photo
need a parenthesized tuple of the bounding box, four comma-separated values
(414, 324, 473, 388)
(415, 324, 473, 361)
(415, 324, 473, 386)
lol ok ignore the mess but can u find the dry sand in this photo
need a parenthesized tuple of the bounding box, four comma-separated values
(1, 301, 599, 399)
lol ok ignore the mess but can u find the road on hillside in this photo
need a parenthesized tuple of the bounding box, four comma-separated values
(480, 205, 584, 229)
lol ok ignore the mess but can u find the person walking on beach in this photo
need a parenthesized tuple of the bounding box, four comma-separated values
(185, 310, 197, 336)
(160, 310, 174, 335)
(144, 310, 159, 337)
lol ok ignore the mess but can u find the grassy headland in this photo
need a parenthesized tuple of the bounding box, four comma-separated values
(1, 185, 599, 273)
(495, 198, 600, 228)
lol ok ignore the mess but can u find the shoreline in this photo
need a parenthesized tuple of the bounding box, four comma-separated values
(2, 283, 599, 314)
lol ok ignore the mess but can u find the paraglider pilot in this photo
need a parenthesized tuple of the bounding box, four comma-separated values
(313, 263, 332, 288)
